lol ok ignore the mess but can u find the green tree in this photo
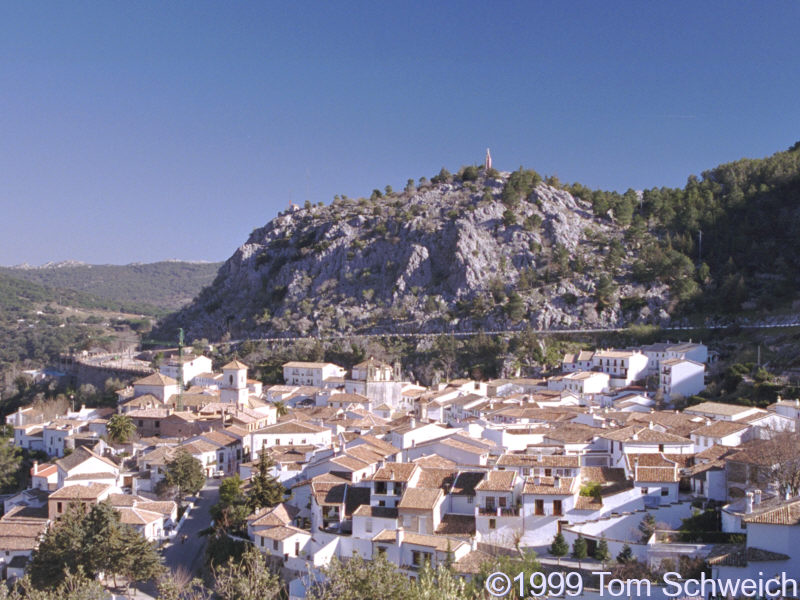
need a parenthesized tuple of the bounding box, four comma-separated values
(639, 513, 656, 542)
(159, 449, 205, 502)
(4, 570, 107, 600)
(82, 500, 124, 584)
(549, 532, 568, 565)
(212, 546, 282, 600)
(272, 400, 288, 417)
(0, 442, 22, 492)
(115, 524, 165, 594)
(29, 503, 87, 589)
(616, 543, 634, 564)
(594, 537, 611, 568)
(471, 551, 542, 600)
(571, 536, 588, 567)
(307, 553, 412, 600)
(212, 475, 250, 534)
(106, 413, 136, 444)
(412, 562, 465, 600)
(247, 453, 286, 511)
(504, 292, 525, 322)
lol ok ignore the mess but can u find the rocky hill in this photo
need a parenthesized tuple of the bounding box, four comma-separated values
(158, 142, 800, 343)
(159, 168, 675, 342)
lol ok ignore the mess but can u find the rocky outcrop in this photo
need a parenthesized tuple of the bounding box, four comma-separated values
(158, 171, 674, 341)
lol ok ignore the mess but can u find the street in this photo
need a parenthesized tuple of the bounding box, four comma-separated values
(135, 479, 220, 598)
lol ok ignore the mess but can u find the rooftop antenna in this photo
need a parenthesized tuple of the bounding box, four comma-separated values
(177, 328, 184, 412)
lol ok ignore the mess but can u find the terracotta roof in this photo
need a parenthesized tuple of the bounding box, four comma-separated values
(400, 531, 468, 552)
(691, 420, 750, 438)
(249, 503, 299, 528)
(523, 476, 575, 495)
(706, 544, 790, 566)
(435, 514, 476, 537)
(574, 496, 603, 510)
(352, 505, 398, 519)
(55, 446, 118, 473)
(635, 467, 679, 483)
(602, 426, 691, 444)
(580, 467, 628, 483)
(371, 463, 417, 482)
(223, 360, 249, 370)
(256, 525, 309, 541)
(415, 468, 457, 490)
(354, 435, 399, 457)
(134, 373, 178, 386)
(496, 453, 580, 468)
(398, 488, 443, 511)
(256, 420, 328, 434)
(49, 483, 111, 500)
(454, 550, 494, 575)
(413, 455, 457, 469)
(686, 401, 755, 417)
(476, 470, 516, 492)
(742, 497, 800, 525)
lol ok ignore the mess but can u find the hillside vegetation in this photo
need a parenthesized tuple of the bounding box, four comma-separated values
(0, 261, 221, 311)
(158, 143, 800, 343)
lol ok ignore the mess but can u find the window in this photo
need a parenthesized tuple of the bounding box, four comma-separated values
(522, 468, 530, 476)
(261, 537, 264, 547)
(377, 546, 387, 556)
(553, 500, 563, 516)
(658, 444, 664, 452)
(155, 421, 160, 428)
(273, 540, 279, 551)
(489, 518, 496, 529)
(534, 499, 544, 516)
(661, 488, 669, 496)
(295, 541, 300, 556)
(498, 497, 507, 508)
(467, 496, 473, 504)
(138, 420, 144, 427)
(545, 468, 552, 477)
(365, 519, 372, 533)
(57, 502, 63, 513)
(486, 496, 495, 510)
(378, 500, 385, 507)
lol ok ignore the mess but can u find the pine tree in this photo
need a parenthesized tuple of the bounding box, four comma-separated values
(616, 543, 634, 564)
(212, 546, 282, 600)
(29, 502, 87, 588)
(159, 449, 205, 503)
(594, 537, 611, 568)
(571, 536, 588, 568)
(82, 500, 124, 584)
(116, 524, 165, 594)
(549, 532, 569, 565)
(247, 452, 286, 511)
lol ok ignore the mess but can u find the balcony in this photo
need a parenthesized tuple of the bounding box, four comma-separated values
(478, 506, 520, 517)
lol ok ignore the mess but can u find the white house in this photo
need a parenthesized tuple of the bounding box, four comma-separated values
(592, 350, 648, 387)
(160, 354, 213, 386)
(283, 362, 346, 387)
(659, 358, 705, 400)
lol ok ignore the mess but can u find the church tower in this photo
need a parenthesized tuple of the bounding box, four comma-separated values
(485, 148, 492, 170)
(220, 359, 249, 407)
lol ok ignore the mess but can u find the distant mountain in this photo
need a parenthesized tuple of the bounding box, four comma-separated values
(0, 261, 222, 312)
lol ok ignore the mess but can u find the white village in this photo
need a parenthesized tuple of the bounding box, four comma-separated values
(3, 337, 800, 597)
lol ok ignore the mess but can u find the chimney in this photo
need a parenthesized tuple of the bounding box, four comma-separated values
(648, 421, 654, 430)
(553, 475, 560, 488)
(32, 460, 38, 475)
(409, 416, 416, 429)
(745, 492, 753, 514)
(396, 526, 404, 545)
(753, 489, 762, 506)
(634, 455, 639, 479)
(786, 488, 792, 501)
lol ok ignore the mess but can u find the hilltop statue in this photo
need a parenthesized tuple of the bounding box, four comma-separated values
(485, 148, 492, 170)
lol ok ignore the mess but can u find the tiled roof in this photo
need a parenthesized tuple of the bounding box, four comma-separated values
(134, 373, 178, 386)
(691, 420, 750, 438)
(706, 544, 790, 566)
(522, 476, 575, 495)
(49, 483, 111, 500)
(742, 497, 800, 525)
(574, 496, 603, 510)
(635, 467, 679, 483)
(686, 401, 754, 417)
(398, 488, 443, 510)
(222, 360, 249, 370)
(256, 525, 309, 541)
(413, 455, 457, 469)
(352, 505, 398, 519)
(415, 468, 457, 490)
(476, 470, 516, 492)
(371, 463, 417, 482)
(435, 514, 476, 537)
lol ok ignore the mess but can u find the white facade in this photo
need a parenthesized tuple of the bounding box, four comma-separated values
(660, 358, 705, 400)
(283, 362, 346, 387)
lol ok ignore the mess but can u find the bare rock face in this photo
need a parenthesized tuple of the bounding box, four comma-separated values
(159, 172, 675, 341)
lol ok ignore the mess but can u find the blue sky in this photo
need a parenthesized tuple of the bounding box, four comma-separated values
(1, 1, 798, 265)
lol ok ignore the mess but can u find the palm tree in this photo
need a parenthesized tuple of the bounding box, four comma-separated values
(272, 401, 288, 418)
(106, 414, 136, 443)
